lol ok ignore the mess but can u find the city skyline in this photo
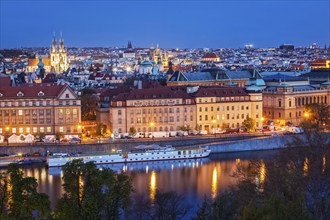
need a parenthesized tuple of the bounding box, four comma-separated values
(1, 0, 329, 49)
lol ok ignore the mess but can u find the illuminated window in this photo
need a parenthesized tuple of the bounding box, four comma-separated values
(40, 127, 45, 133)
(12, 128, 16, 133)
(19, 128, 23, 133)
(66, 109, 70, 115)
(73, 109, 77, 114)
(33, 127, 37, 133)
(47, 127, 51, 132)
(59, 127, 64, 132)
(18, 110, 23, 116)
(26, 127, 30, 133)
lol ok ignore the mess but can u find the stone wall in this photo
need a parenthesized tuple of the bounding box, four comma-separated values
(1, 133, 329, 156)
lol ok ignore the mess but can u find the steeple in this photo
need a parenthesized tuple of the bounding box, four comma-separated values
(52, 32, 57, 52)
(59, 32, 65, 52)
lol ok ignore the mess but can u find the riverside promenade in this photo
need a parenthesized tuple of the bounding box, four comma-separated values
(1, 132, 329, 156)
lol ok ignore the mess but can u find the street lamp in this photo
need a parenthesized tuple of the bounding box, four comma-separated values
(150, 122, 155, 140)
(304, 112, 309, 118)
(212, 120, 216, 138)
(5, 126, 10, 145)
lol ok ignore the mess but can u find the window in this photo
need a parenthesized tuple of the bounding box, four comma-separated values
(66, 109, 70, 115)
(59, 127, 64, 133)
(18, 110, 23, 116)
(205, 115, 208, 120)
(65, 94, 70, 98)
(256, 105, 259, 110)
(26, 127, 30, 133)
(118, 118, 122, 124)
(73, 109, 77, 115)
(12, 128, 16, 133)
(118, 110, 122, 116)
(278, 100, 282, 107)
(199, 107, 202, 112)
(40, 127, 45, 133)
(289, 101, 292, 107)
(19, 128, 23, 134)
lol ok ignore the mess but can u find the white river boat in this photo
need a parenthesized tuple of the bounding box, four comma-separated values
(47, 145, 211, 168)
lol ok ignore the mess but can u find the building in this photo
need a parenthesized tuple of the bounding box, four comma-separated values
(262, 73, 330, 126)
(98, 87, 196, 135)
(167, 68, 259, 87)
(310, 59, 330, 69)
(193, 86, 263, 132)
(201, 53, 221, 63)
(97, 85, 263, 135)
(26, 34, 69, 73)
(0, 84, 81, 137)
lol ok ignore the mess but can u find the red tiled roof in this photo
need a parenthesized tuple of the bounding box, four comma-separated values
(0, 84, 67, 99)
(112, 87, 193, 102)
(202, 53, 220, 59)
(28, 58, 51, 66)
(193, 87, 249, 97)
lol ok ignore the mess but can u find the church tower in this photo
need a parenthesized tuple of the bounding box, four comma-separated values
(50, 32, 68, 73)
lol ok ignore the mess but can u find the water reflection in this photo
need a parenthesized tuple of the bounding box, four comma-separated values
(323, 154, 326, 174)
(150, 170, 156, 203)
(303, 157, 309, 176)
(259, 161, 266, 192)
(16, 150, 279, 209)
(211, 166, 218, 199)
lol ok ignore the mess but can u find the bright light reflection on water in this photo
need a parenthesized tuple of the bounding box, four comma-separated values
(14, 150, 279, 217)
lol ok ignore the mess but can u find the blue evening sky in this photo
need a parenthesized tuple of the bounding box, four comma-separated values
(0, 0, 329, 48)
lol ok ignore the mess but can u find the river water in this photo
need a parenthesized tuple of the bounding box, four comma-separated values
(21, 150, 279, 218)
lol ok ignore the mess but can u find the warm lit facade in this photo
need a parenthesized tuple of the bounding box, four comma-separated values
(99, 87, 196, 135)
(201, 53, 221, 62)
(0, 84, 81, 137)
(26, 34, 69, 73)
(262, 74, 330, 125)
(194, 87, 263, 132)
(97, 85, 263, 135)
(310, 59, 330, 69)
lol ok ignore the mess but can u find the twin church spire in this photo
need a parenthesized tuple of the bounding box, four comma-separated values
(51, 32, 65, 53)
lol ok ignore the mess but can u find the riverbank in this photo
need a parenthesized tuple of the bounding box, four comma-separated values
(1, 132, 329, 157)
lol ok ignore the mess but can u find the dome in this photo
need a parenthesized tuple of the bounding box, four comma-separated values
(246, 85, 261, 91)
(140, 61, 153, 67)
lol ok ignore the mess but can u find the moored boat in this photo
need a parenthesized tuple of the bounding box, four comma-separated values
(47, 145, 211, 168)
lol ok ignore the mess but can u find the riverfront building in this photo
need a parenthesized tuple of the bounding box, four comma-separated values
(0, 84, 81, 137)
(262, 73, 330, 126)
(97, 85, 263, 135)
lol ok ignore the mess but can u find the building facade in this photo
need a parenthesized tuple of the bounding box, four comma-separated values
(97, 85, 262, 135)
(262, 73, 330, 126)
(194, 87, 263, 132)
(0, 84, 81, 137)
(26, 34, 69, 73)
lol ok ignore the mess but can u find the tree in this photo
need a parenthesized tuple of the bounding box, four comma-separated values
(95, 123, 107, 138)
(303, 103, 329, 129)
(129, 126, 137, 137)
(242, 116, 256, 132)
(6, 163, 50, 219)
(179, 125, 191, 133)
(54, 160, 133, 220)
(80, 88, 97, 121)
(151, 190, 190, 220)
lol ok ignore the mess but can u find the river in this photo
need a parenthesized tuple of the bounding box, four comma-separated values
(21, 150, 279, 218)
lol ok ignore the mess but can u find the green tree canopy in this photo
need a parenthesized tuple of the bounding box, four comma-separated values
(54, 160, 133, 220)
(80, 88, 97, 121)
(2, 164, 51, 219)
(242, 116, 256, 132)
(129, 126, 137, 137)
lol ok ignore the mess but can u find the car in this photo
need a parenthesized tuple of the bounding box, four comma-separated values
(282, 131, 293, 135)
(70, 138, 81, 144)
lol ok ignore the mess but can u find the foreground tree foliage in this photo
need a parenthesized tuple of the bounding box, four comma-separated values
(0, 164, 50, 219)
(80, 88, 97, 121)
(54, 160, 133, 220)
(195, 131, 330, 220)
(126, 190, 190, 220)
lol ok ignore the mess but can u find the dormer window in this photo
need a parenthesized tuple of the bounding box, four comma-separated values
(38, 91, 45, 97)
(65, 94, 70, 98)
(17, 91, 24, 97)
